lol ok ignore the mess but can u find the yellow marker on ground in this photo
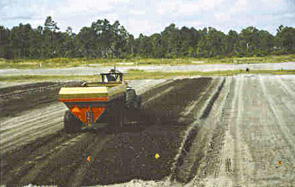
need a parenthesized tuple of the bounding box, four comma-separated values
(155, 153, 160, 159)
(87, 156, 91, 162)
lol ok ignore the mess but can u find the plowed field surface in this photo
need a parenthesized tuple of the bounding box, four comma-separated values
(0, 78, 217, 186)
(1, 75, 294, 186)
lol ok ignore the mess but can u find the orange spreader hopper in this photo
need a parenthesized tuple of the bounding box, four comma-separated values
(59, 83, 126, 125)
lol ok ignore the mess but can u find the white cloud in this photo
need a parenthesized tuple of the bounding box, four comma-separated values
(214, 12, 231, 22)
(129, 10, 146, 15)
(157, 0, 226, 16)
(60, 0, 114, 13)
(231, 0, 248, 13)
(156, 1, 179, 16)
(177, 2, 202, 15)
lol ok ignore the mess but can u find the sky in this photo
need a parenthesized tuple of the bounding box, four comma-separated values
(0, 0, 294, 37)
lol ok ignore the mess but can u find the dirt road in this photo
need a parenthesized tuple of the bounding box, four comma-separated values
(1, 62, 295, 76)
(1, 75, 295, 186)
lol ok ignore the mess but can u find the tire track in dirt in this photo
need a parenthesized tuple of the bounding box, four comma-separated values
(142, 87, 174, 105)
(1, 130, 79, 184)
(1, 120, 63, 153)
(233, 75, 258, 186)
(259, 76, 295, 155)
(195, 76, 254, 186)
(275, 77, 295, 116)
(267, 77, 295, 137)
(17, 133, 90, 184)
(202, 78, 234, 182)
(1, 110, 63, 139)
(282, 76, 295, 92)
(67, 135, 113, 186)
(232, 74, 245, 185)
(22, 132, 110, 186)
(0, 103, 66, 154)
(188, 77, 236, 187)
(169, 77, 225, 183)
(0, 104, 65, 131)
(180, 78, 215, 119)
(0, 82, 80, 118)
(277, 76, 295, 97)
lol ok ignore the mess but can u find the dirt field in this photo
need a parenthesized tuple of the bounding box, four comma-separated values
(1, 75, 295, 186)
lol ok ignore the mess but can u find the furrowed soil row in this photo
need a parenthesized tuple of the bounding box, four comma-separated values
(27, 133, 110, 186)
(0, 104, 65, 132)
(170, 77, 226, 183)
(0, 81, 81, 118)
(1, 130, 77, 184)
(193, 77, 236, 186)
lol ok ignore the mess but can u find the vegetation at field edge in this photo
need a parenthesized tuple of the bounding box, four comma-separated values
(0, 54, 295, 69)
(1, 17, 295, 61)
(1, 69, 295, 83)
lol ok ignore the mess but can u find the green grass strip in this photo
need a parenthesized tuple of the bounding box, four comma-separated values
(1, 69, 295, 83)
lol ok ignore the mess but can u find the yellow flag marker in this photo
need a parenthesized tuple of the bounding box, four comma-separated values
(87, 156, 91, 162)
(155, 153, 160, 159)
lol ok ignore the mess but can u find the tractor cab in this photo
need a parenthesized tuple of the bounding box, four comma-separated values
(100, 68, 123, 83)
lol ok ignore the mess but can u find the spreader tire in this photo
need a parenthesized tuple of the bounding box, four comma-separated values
(108, 98, 125, 132)
(136, 95, 142, 109)
(64, 110, 82, 133)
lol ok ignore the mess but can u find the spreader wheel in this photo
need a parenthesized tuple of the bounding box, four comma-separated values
(64, 110, 82, 133)
(108, 98, 125, 132)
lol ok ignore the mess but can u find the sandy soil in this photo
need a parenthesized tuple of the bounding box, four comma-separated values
(185, 75, 295, 186)
(1, 75, 295, 186)
(1, 62, 295, 76)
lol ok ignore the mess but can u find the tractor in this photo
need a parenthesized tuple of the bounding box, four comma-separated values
(59, 68, 141, 133)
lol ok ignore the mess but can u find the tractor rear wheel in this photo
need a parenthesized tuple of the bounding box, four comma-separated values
(64, 110, 82, 133)
(125, 89, 141, 110)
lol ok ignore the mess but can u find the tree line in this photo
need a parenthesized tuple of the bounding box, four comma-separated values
(0, 16, 294, 59)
